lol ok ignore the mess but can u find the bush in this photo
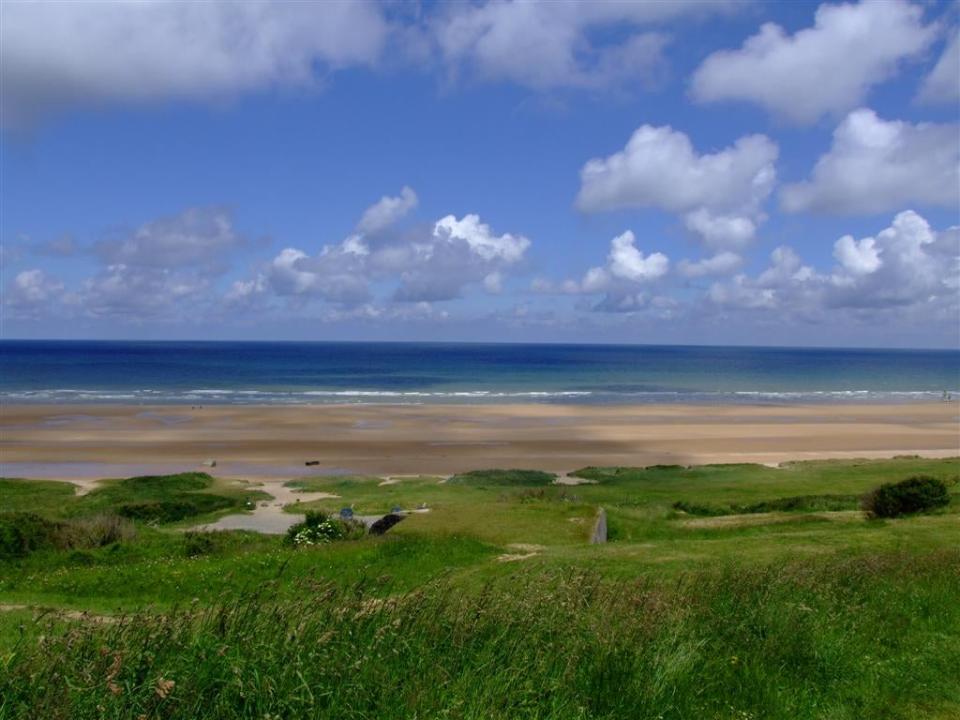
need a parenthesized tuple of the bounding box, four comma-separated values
(0, 513, 67, 558)
(116, 472, 213, 493)
(117, 501, 197, 523)
(862, 475, 951, 518)
(672, 501, 730, 517)
(117, 494, 236, 523)
(70, 514, 136, 547)
(505, 488, 579, 503)
(448, 469, 556, 487)
(673, 494, 863, 518)
(285, 511, 365, 547)
(742, 494, 859, 514)
(182, 532, 223, 557)
(67, 550, 97, 566)
(0, 512, 134, 558)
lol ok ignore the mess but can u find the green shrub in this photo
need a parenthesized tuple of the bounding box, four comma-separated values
(674, 494, 862, 518)
(67, 550, 97, 566)
(448, 469, 556, 486)
(116, 472, 213, 493)
(182, 532, 222, 557)
(285, 511, 365, 547)
(0, 512, 134, 558)
(741, 494, 860, 513)
(70, 514, 136, 547)
(0, 513, 67, 558)
(117, 501, 197, 523)
(672, 500, 730, 517)
(117, 493, 235, 523)
(862, 475, 951, 518)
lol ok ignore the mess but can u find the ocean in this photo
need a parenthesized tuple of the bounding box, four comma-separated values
(1, 340, 958, 405)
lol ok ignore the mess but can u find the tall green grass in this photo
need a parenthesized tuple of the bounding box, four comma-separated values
(3, 550, 958, 720)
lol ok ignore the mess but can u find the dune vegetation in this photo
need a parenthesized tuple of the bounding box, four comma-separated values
(1, 457, 958, 719)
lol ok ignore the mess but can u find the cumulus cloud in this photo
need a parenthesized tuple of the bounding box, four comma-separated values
(678, 252, 743, 278)
(708, 210, 958, 321)
(94, 207, 246, 270)
(78, 264, 212, 321)
(558, 230, 671, 313)
(917, 31, 960, 105)
(708, 275, 778, 310)
(432, 1, 738, 91)
(356, 186, 418, 235)
(606, 230, 670, 282)
(433, 214, 529, 263)
(825, 210, 955, 309)
(691, 0, 937, 124)
(834, 235, 882, 275)
(1, 1, 388, 126)
(780, 109, 960, 214)
(390, 214, 530, 301)
(3, 269, 65, 317)
(246, 189, 532, 307)
(1, 0, 752, 126)
(67, 207, 248, 321)
(6, 193, 529, 323)
(576, 124, 777, 249)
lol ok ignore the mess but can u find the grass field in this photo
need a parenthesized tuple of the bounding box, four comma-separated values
(1, 456, 958, 718)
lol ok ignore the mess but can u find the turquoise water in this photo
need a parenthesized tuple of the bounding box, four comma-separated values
(1, 340, 957, 404)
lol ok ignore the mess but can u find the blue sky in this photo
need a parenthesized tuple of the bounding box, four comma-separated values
(1, 0, 958, 347)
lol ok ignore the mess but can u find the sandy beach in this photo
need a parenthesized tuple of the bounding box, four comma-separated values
(1, 402, 957, 482)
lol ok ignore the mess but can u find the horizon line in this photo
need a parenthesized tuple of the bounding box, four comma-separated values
(1, 337, 958, 354)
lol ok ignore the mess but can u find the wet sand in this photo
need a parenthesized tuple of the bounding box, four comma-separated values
(2, 402, 958, 482)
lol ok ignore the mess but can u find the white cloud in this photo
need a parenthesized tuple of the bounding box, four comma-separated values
(562, 230, 670, 312)
(834, 235, 882, 275)
(268, 248, 324, 296)
(4, 270, 64, 314)
(825, 210, 953, 309)
(356, 187, 419, 235)
(246, 190, 532, 306)
(392, 214, 530, 301)
(225, 275, 268, 305)
(691, 0, 937, 123)
(433, 214, 530, 263)
(683, 210, 757, 251)
(54, 207, 251, 321)
(78, 263, 212, 321)
(678, 252, 743, 278)
(708, 275, 777, 310)
(709, 246, 820, 312)
(576, 124, 777, 248)
(432, 1, 738, 91)
(707, 210, 959, 320)
(94, 207, 245, 270)
(757, 246, 817, 287)
(917, 31, 960, 105)
(607, 230, 670, 282)
(780, 109, 960, 214)
(1, 1, 388, 126)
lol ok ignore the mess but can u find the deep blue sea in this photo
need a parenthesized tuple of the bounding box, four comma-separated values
(1, 340, 958, 405)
